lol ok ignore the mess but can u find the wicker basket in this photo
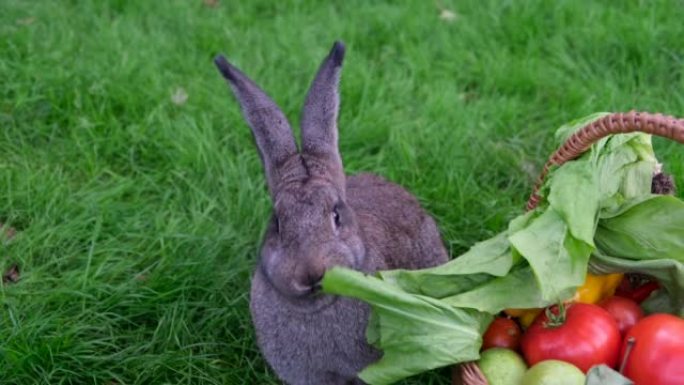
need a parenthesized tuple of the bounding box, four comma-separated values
(458, 111, 684, 385)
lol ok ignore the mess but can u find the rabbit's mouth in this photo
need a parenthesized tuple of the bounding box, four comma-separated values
(291, 278, 323, 296)
(282, 287, 339, 313)
(258, 264, 341, 311)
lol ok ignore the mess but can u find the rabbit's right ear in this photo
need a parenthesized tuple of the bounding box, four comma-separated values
(214, 55, 302, 197)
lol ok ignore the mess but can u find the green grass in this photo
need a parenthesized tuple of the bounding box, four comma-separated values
(1, 0, 683, 383)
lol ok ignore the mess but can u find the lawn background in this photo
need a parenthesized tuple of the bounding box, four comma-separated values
(1, 0, 683, 384)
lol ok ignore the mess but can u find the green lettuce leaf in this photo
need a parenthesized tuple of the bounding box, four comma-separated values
(377, 232, 514, 298)
(547, 157, 599, 246)
(595, 195, 684, 262)
(321, 267, 491, 385)
(590, 195, 684, 315)
(442, 265, 548, 312)
(509, 208, 591, 302)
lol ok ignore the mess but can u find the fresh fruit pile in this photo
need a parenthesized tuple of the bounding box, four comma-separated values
(478, 273, 683, 384)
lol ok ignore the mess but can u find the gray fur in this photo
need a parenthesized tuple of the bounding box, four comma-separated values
(215, 41, 448, 385)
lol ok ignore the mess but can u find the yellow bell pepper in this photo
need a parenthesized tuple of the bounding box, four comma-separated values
(572, 272, 624, 304)
(505, 272, 624, 328)
(503, 308, 543, 328)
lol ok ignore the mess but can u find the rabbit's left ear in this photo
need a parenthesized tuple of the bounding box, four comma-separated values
(300, 41, 346, 189)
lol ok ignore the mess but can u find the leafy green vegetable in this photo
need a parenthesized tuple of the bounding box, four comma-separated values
(509, 208, 591, 302)
(592, 195, 684, 315)
(377, 232, 514, 299)
(596, 196, 684, 262)
(321, 268, 490, 384)
(322, 113, 684, 384)
(442, 265, 547, 312)
(547, 157, 599, 246)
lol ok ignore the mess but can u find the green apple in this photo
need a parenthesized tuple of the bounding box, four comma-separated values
(521, 360, 586, 385)
(477, 348, 527, 385)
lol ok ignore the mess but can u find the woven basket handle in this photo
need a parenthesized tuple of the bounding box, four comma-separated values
(526, 111, 684, 211)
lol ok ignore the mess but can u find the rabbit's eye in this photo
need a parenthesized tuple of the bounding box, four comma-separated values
(332, 207, 341, 228)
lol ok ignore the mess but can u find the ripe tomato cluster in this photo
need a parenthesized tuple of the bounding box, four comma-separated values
(481, 274, 684, 385)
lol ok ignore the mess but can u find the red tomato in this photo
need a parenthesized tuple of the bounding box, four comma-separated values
(520, 303, 621, 373)
(620, 314, 684, 385)
(482, 317, 522, 351)
(598, 296, 644, 336)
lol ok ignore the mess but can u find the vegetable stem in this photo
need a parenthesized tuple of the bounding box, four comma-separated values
(618, 336, 636, 374)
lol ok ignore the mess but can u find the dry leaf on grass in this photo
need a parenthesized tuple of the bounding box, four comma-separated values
(520, 160, 539, 182)
(0, 224, 17, 241)
(3, 264, 20, 284)
(171, 87, 189, 106)
(17, 17, 36, 25)
(439, 9, 457, 22)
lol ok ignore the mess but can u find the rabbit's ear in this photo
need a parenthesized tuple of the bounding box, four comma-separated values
(215, 55, 301, 196)
(300, 41, 346, 189)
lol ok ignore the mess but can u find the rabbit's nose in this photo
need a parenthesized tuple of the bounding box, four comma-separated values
(308, 263, 326, 292)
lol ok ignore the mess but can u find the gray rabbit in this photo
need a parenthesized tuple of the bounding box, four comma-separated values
(215, 41, 448, 385)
